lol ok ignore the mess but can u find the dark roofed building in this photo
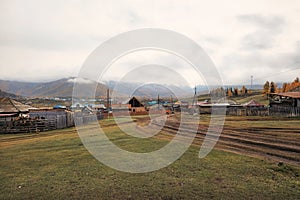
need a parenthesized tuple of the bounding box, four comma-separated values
(129, 97, 144, 107)
(276, 92, 300, 99)
(128, 97, 146, 113)
(270, 92, 300, 108)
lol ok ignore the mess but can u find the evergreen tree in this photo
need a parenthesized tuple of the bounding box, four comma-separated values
(270, 82, 276, 93)
(227, 87, 233, 97)
(234, 88, 239, 96)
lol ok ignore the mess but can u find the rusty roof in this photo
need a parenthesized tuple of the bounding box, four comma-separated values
(276, 92, 300, 99)
(243, 99, 265, 107)
(0, 98, 35, 113)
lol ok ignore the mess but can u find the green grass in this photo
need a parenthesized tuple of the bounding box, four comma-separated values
(0, 119, 300, 199)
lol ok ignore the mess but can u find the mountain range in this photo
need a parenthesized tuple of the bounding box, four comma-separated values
(0, 78, 108, 98)
(0, 77, 264, 99)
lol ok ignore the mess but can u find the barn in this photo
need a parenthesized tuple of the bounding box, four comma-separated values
(128, 97, 146, 113)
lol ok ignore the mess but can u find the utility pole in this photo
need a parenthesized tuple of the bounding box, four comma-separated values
(192, 86, 197, 107)
(170, 95, 173, 112)
(106, 89, 109, 109)
(157, 94, 160, 109)
(106, 89, 110, 118)
(251, 75, 253, 90)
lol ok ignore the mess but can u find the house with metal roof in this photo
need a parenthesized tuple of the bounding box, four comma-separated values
(0, 97, 35, 118)
(270, 92, 300, 108)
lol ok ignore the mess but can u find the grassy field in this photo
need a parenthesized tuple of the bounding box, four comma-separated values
(1, 117, 300, 199)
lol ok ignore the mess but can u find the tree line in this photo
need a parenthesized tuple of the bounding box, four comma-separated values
(210, 86, 249, 97)
(263, 77, 300, 95)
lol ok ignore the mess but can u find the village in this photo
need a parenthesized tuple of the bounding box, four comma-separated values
(2, 1, 300, 198)
(1, 81, 299, 134)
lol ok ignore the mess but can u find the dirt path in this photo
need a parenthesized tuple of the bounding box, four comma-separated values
(1, 115, 299, 165)
(152, 117, 300, 165)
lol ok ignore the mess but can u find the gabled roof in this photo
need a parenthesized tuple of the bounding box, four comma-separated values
(276, 92, 300, 99)
(243, 99, 265, 107)
(128, 97, 144, 107)
(0, 98, 35, 113)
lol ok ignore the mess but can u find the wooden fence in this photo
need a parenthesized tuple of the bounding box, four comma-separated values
(0, 110, 101, 134)
(199, 106, 300, 117)
(269, 107, 300, 117)
(0, 118, 57, 133)
(73, 112, 98, 125)
(226, 107, 269, 116)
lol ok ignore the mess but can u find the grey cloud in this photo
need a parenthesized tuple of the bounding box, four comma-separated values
(221, 41, 300, 83)
(241, 30, 274, 50)
(237, 14, 286, 31)
(237, 14, 286, 50)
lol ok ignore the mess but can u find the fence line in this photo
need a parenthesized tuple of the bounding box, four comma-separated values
(0, 111, 100, 134)
(1, 106, 299, 133)
(0, 118, 57, 133)
(226, 107, 269, 116)
(269, 107, 300, 117)
(199, 106, 300, 117)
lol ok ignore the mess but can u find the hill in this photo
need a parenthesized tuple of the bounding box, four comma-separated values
(0, 78, 196, 99)
(0, 89, 22, 99)
(0, 77, 265, 99)
(105, 81, 194, 98)
(197, 90, 269, 105)
(0, 78, 109, 98)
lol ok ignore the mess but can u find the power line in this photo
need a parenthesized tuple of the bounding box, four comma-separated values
(227, 66, 300, 86)
(254, 66, 300, 82)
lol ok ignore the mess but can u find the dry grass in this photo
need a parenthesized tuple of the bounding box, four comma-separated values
(0, 116, 300, 199)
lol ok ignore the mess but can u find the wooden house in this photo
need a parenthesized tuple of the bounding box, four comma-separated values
(269, 92, 300, 116)
(270, 92, 300, 108)
(128, 97, 146, 113)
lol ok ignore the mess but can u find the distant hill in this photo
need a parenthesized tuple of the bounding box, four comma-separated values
(0, 77, 265, 99)
(0, 78, 109, 98)
(0, 89, 22, 99)
(105, 81, 194, 98)
(0, 80, 40, 96)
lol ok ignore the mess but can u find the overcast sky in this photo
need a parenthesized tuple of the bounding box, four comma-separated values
(0, 0, 300, 86)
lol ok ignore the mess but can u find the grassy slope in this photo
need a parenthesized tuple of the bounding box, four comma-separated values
(1, 119, 300, 200)
(230, 93, 269, 105)
(197, 90, 269, 105)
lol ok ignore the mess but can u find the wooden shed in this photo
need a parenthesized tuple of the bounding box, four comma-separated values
(0, 97, 34, 115)
(128, 97, 146, 113)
